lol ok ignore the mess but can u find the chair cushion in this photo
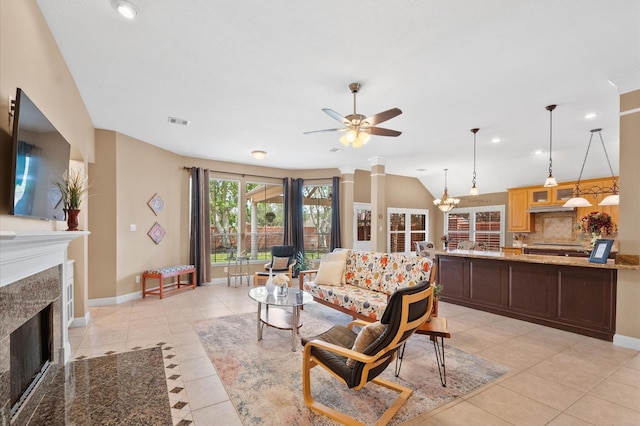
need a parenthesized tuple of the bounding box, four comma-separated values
(346, 321, 387, 367)
(272, 256, 289, 269)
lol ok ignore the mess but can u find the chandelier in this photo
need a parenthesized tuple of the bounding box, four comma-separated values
(434, 168, 460, 212)
(563, 128, 619, 207)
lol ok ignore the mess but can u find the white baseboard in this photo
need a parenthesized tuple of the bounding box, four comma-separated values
(69, 311, 91, 327)
(613, 333, 640, 350)
(88, 290, 142, 306)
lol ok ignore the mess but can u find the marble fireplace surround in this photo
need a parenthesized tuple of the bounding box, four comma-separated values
(0, 231, 86, 424)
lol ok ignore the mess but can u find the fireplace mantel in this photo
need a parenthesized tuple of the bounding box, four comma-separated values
(0, 230, 88, 288)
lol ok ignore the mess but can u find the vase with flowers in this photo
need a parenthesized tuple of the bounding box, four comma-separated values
(440, 234, 449, 250)
(578, 211, 613, 247)
(273, 273, 290, 297)
(53, 168, 90, 231)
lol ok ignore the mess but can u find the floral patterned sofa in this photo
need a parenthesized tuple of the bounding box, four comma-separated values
(298, 250, 434, 322)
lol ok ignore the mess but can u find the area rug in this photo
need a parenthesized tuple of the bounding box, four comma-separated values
(194, 304, 508, 425)
(27, 347, 172, 425)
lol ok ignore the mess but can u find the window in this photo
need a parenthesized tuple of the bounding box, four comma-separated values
(387, 208, 429, 253)
(245, 182, 284, 261)
(302, 184, 332, 260)
(445, 206, 504, 251)
(209, 178, 284, 263)
(210, 178, 240, 263)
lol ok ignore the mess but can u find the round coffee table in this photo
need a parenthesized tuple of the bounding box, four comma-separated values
(248, 286, 313, 351)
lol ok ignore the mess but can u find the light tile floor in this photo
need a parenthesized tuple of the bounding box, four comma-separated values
(68, 283, 640, 425)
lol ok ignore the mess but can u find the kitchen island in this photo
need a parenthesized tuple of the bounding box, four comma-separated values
(436, 250, 638, 341)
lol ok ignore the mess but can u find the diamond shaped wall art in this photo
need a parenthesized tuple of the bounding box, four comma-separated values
(147, 222, 166, 245)
(147, 193, 164, 216)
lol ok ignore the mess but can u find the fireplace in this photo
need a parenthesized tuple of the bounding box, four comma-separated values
(10, 304, 53, 415)
(0, 231, 85, 425)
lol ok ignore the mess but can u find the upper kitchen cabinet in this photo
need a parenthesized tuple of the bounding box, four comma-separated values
(508, 187, 533, 232)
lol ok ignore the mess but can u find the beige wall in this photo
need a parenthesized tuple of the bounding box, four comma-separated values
(616, 89, 640, 341)
(0, 0, 94, 321)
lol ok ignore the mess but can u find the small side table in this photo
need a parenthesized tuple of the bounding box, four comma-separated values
(395, 316, 451, 386)
(227, 255, 251, 287)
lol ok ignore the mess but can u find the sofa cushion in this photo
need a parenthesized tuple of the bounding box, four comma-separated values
(380, 253, 432, 294)
(345, 251, 389, 293)
(302, 281, 389, 321)
(315, 258, 344, 286)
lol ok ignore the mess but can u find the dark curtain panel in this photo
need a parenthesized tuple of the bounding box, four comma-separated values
(282, 177, 290, 245)
(291, 178, 305, 259)
(330, 176, 341, 250)
(189, 167, 211, 285)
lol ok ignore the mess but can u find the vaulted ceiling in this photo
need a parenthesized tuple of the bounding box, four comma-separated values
(36, 0, 639, 197)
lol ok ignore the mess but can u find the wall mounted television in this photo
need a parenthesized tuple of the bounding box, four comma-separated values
(9, 88, 71, 221)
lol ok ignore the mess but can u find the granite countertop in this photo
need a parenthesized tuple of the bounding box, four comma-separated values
(436, 249, 638, 270)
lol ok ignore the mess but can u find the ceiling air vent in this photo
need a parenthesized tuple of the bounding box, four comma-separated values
(168, 116, 190, 126)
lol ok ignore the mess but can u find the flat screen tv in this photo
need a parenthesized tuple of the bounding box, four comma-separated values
(9, 88, 71, 221)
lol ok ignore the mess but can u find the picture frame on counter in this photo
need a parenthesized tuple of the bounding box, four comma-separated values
(589, 239, 614, 264)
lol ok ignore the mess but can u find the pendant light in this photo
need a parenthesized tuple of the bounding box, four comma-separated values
(469, 128, 480, 195)
(563, 128, 619, 207)
(543, 104, 558, 187)
(433, 168, 460, 212)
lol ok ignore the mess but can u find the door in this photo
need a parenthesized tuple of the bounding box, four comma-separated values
(353, 203, 372, 251)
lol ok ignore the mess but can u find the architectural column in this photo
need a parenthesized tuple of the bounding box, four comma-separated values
(369, 157, 387, 252)
(614, 78, 640, 349)
(339, 167, 355, 249)
(251, 202, 258, 260)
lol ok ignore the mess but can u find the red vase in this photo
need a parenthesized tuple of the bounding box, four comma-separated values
(65, 209, 81, 231)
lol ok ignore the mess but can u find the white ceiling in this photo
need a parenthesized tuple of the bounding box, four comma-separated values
(36, 0, 639, 197)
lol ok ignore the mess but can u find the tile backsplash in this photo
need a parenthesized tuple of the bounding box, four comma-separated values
(522, 211, 617, 247)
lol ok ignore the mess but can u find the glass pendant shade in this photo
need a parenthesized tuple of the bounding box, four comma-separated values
(562, 197, 592, 207)
(599, 194, 619, 206)
(469, 185, 478, 196)
(544, 175, 558, 188)
(339, 129, 369, 147)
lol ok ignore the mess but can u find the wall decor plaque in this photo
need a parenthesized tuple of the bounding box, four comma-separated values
(147, 222, 166, 245)
(147, 193, 164, 216)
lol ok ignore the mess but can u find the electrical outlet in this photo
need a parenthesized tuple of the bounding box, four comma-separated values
(223, 266, 228, 273)
(9, 95, 15, 116)
(135, 275, 140, 284)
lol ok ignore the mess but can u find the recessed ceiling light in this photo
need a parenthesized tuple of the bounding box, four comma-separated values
(251, 150, 267, 160)
(329, 148, 343, 153)
(112, 0, 138, 19)
(416, 168, 427, 172)
(534, 149, 543, 155)
(168, 116, 189, 125)
(491, 138, 501, 143)
(584, 112, 597, 119)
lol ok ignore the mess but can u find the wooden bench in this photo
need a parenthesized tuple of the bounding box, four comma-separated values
(142, 265, 196, 299)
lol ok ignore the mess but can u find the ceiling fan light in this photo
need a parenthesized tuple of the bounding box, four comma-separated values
(599, 194, 619, 206)
(563, 197, 592, 207)
(339, 134, 350, 146)
(346, 129, 357, 143)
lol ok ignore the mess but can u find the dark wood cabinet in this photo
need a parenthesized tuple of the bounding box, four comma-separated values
(437, 254, 616, 341)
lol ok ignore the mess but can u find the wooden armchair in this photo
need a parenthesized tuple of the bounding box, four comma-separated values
(301, 281, 434, 425)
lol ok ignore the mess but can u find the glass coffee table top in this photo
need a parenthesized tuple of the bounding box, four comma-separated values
(248, 286, 313, 306)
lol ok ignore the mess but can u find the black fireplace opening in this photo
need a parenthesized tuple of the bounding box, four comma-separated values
(10, 303, 53, 415)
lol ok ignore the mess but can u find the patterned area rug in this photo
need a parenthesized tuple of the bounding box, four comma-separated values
(194, 303, 508, 425)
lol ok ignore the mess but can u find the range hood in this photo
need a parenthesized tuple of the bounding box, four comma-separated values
(527, 205, 575, 213)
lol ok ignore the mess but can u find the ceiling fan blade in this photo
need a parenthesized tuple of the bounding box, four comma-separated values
(367, 127, 402, 137)
(364, 108, 402, 126)
(303, 128, 347, 135)
(322, 108, 351, 125)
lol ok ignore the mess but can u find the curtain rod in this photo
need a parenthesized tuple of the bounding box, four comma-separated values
(183, 166, 332, 182)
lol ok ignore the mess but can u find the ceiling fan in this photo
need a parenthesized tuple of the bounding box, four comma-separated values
(304, 82, 402, 148)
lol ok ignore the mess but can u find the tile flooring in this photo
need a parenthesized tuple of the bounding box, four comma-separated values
(66, 283, 640, 425)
